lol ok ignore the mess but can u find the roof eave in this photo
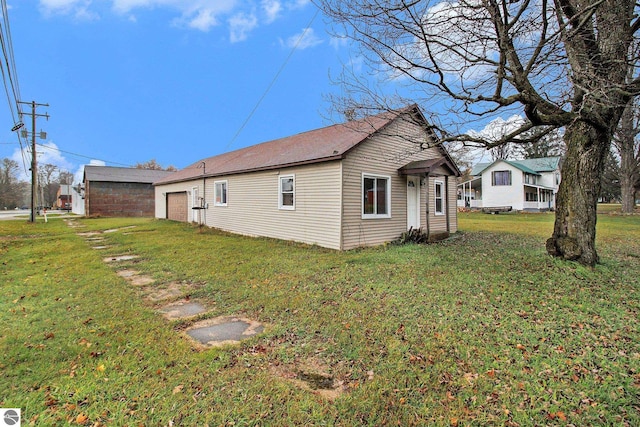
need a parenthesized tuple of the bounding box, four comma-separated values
(154, 155, 344, 186)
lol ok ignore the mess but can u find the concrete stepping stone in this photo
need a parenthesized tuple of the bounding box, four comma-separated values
(86, 238, 106, 243)
(115, 269, 154, 286)
(104, 255, 139, 263)
(104, 226, 137, 233)
(158, 300, 207, 320)
(77, 231, 102, 237)
(128, 275, 154, 286)
(145, 286, 184, 302)
(92, 245, 110, 250)
(116, 269, 139, 278)
(186, 317, 264, 348)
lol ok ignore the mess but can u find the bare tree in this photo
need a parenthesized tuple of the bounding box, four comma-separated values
(613, 99, 640, 213)
(315, 0, 640, 265)
(135, 159, 177, 171)
(38, 163, 59, 208)
(57, 170, 73, 185)
(0, 158, 21, 209)
(515, 128, 566, 159)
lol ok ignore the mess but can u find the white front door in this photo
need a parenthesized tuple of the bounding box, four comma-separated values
(407, 176, 420, 230)
(192, 187, 199, 223)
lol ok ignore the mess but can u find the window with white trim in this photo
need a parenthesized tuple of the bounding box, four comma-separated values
(279, 175, 295, 210)
(362, 174, 391, 218)
(214, 180, 227, 206)
(435, 180, 445, 215)
(492, 170, 512, 186)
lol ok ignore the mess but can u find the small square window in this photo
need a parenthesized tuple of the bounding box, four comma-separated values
(492, 170, 512, 186)
(279, 175, 295, 210)
(214, 181, 227, 206)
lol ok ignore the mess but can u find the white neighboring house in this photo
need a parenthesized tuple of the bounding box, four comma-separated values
(71, 184, 85, 215)
(457, 157, 562, 212)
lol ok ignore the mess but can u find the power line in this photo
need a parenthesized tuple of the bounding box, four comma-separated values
(0, 0, 22, 118)
(223, 7, 321, 152)
(35, 142, 134, 167)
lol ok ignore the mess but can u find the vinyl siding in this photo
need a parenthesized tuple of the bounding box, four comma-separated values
(201, 161, 343, 249)
(447, 175, 458, 233)
(341, 119, 447, 250)
(155, 181, 204, 223)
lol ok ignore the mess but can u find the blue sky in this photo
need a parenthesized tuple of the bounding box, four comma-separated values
(0, 0, 358, 182)
(1, 0, 515, 185)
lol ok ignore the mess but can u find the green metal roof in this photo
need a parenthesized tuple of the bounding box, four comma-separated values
(472, 156, 561, 176)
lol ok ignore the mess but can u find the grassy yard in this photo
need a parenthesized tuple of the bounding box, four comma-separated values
(1, 212, 638, 426)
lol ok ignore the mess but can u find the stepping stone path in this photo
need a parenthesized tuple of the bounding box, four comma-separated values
(144, 282, 189, 302)
(104, 255, 139, 263)
(186, 317, 264, 348)
(67, 220, 265, 349)
(158, 300, 207, 320)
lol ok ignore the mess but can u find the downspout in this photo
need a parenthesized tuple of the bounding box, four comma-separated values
(201, 161, 206, 226)
(445, 176, 450, 234)
(424, 174, 430, 242)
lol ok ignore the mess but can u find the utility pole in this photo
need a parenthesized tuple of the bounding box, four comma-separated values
(17, 100, 49, 223)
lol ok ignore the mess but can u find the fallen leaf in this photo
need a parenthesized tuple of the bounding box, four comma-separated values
(96, 364, 105, 372)
(76, 413, 88, 425)
(44, 332, 55, 340)
(173, 384, 184, 394)
(516, 344, 526, 352)
(486, 369, 496, 378)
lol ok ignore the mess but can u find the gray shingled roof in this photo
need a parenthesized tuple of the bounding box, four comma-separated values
(84, 166, 173, 184)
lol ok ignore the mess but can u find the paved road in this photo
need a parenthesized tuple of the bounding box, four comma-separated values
(0, 209, 73, 220)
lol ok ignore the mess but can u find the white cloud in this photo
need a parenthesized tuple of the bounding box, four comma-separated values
(467, 115, 525, 143)
(73, 159, 105, 185)
(11, 141, 74, 181)
(228, 12, 258, 43)
(289, 0, 310, 9)
(262, 0, 281, 24)
(329, 35, 348, 50)
(38, 0, 311, 40)
(186, 8, 218, 31)
(280, 27, 322, 50)
(39, 0, 99, 20)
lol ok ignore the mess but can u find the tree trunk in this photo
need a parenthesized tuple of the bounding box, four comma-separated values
(617, 102, 638, 214)
(546, 121, 611, 266)
(620, 175, 636, 213)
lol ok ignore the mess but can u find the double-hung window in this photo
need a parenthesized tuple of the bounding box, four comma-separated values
(435, 181, 444, 215)
(492, 170, 512, 186)
(214, 180, 227, 206)
(279, 175, 295, 210)
(362, 174, 390, 218)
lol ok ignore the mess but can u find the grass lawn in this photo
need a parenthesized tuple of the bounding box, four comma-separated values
(1, 212, 638, 426)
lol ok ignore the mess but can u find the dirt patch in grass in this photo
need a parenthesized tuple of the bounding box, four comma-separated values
(143, 281, 193, 302)
(270, 357, 346, 400)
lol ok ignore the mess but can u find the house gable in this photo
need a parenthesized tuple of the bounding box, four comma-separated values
(155, 106, 460, 249)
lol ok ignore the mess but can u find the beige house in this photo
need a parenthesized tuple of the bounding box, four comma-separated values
(153, 105, 460, 250)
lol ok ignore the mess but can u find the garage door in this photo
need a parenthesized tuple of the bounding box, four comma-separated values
(167, 192, 188, 222)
